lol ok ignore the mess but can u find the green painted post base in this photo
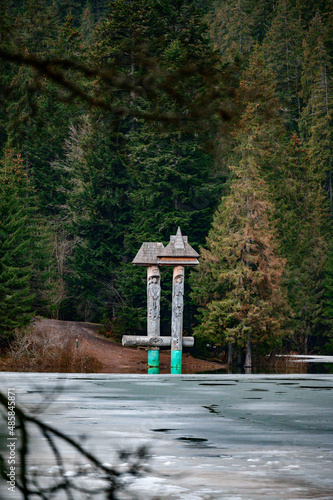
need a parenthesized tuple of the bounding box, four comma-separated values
(148, 367, 159, 374)
(171, 366, 182, 374)
(148, 349, 159, 368)
(170, 350, 182, 374)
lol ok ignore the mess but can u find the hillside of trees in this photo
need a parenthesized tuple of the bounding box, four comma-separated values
(0, 0, 332, 362)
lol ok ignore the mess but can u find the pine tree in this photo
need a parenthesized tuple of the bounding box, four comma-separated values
(295, 0, 333, 26)
(0, 150, 58, 337)
(263, 0, 304, 128)
(323, 243, 333, 352)
(4, 0, 84, 216)
(208, 0, 254, 65)
(0, 152, 35, 338)
(192, 153, 289, 363)
(192, 50, 290, 364)
(247, 0, 275, 43)
(60, 0, 225, 329)
(296, 12, 333, 350)
(58, 117, 132, 323)
(126, 127, 221, 246)
(271, 134, 328, 352)
(299, 12, 333, 211)
(80, 2, 96, 49)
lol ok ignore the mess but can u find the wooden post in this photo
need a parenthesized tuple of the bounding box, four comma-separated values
(147, 266, 161, 372)
(171, 265, 184, 374)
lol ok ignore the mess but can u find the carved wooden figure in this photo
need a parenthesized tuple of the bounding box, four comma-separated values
(131, 242, 164, 373)
(158, 228, 199, 374)
(171, 266, 185, 372)
(147, 266, 161, 369)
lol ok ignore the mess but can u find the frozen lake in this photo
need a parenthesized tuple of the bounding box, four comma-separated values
(1, 373, 333, 499)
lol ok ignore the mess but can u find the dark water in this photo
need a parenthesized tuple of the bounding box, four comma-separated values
(200, 361, 333, 375)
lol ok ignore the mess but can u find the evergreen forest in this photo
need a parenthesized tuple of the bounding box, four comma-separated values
(1, 0, 333, 362)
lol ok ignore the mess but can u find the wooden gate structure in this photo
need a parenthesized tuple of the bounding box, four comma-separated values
(122, 228, 199, 374)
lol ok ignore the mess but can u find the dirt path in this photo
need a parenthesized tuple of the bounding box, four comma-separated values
(33, 318, 225, 374)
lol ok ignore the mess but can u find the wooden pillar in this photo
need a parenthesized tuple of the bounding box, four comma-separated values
(147, 266, 161, 372)
(171, 265, 184, 374)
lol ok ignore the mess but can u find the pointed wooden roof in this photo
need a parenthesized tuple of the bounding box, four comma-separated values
(132, 242, 165, 266)
(157, 228, 199, 266)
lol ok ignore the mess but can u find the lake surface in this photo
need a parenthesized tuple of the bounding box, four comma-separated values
(1, 373, 333, 499)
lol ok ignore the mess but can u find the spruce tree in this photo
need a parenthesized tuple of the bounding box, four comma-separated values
(58, 116, 132, 323)
(299, 12, 333, 211)
(60, 0, 225, 329)
(272, 135, 328, 352)
(298, 12, 333, 350)
(4, 0, 83, 216)
(0, 152, 35, 338)
(208, 0, 254, 65)
(247, 0, 275, 43)
(262, 0, 304, 128)
(0, 0, 15, 153)
(192, 50, 290, 364)
(323, 244, 333, 352)
(0, 150, 58, 337)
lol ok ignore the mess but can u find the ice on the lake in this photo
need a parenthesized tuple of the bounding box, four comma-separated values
(278, 354, 333, 363)
(0, 373, 332, 499)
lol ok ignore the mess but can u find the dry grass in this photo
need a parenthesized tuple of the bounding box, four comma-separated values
(3, 328, 102, 373)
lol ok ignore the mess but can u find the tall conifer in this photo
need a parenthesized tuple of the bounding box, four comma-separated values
(0, 153, 35, 337)
(208, 0, 254, 64)
(192, 50, 290, 363)
(61, 0, 224, 328)
(299, 12, 333, 211)
(263, 0, 304, 128)
(272, 135, 328, 352)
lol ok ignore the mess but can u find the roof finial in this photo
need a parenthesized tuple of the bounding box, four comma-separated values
(174, 227, 185, 250)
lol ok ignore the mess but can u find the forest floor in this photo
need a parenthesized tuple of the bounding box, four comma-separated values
(0, 318, 226, 374)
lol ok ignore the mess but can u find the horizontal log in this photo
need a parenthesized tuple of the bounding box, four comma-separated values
(122, 335, 194, 347)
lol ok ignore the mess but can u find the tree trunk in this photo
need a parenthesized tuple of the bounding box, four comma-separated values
(329, 169, 332, 216)
(244, 336, 252, 368)
(227, 343, 233, 365)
